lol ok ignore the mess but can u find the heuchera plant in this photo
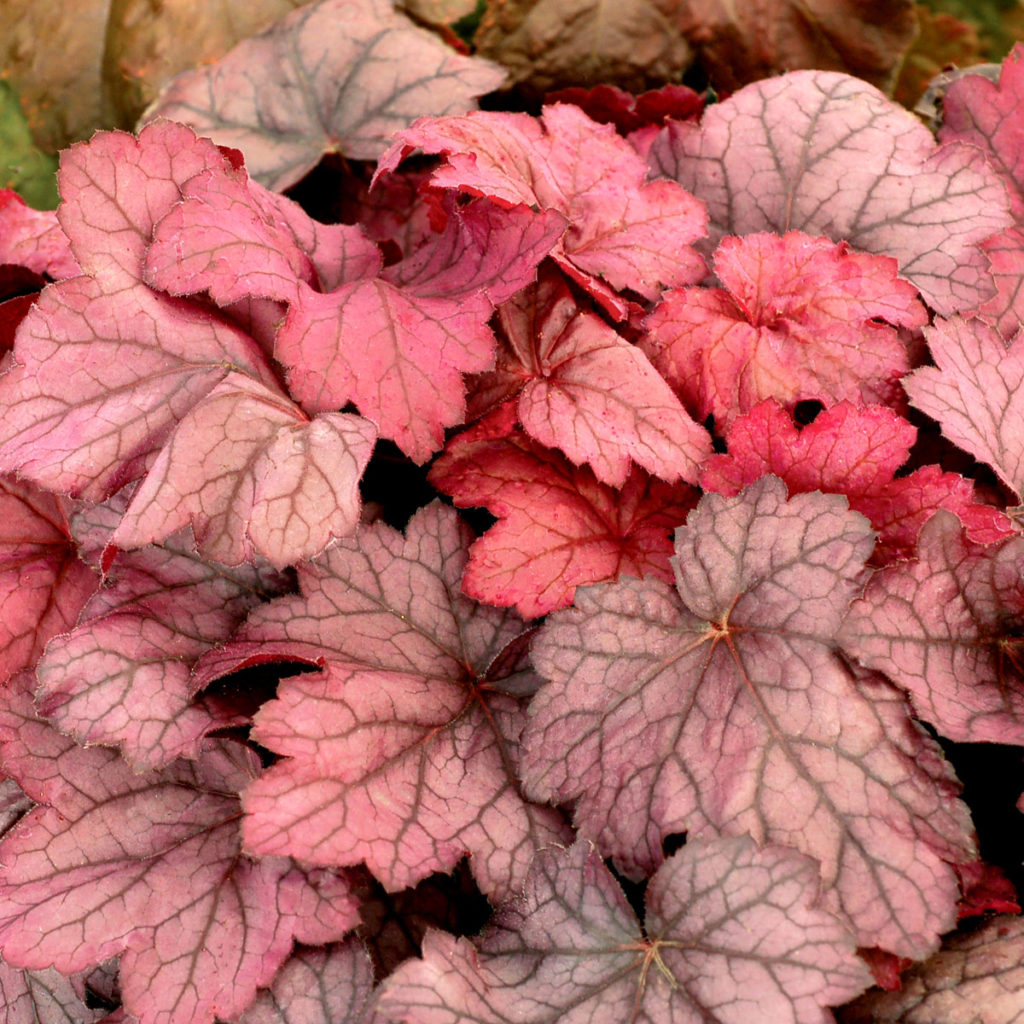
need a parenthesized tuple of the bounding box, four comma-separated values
(3, 18, 1024, 1024)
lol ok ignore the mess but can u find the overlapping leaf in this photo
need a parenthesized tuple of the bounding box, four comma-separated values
(522, 477, 976, 957)
(378, 102, 708, 317)
(196, 502, 569, 898)
(647, 70, 1012, 314)
(35, 503, 289, 770)
(839, 510, 1024, 746)
(701, 400, 1012, 560)
(640, 231, 927, 427)
(380, 838, 870, 1024)
(277, 200, 565, 461)
(903, 316, 1024, 500)
(467, 266, 712, 487)
(429, 405, 698, 617)
(0, 476, 97, 685)
(0, 673, 360, 1024)
(144, 0, 506, 191)
(0, 191, 75, 278)
(0, 121, 378, 567)
(235, 940, 378, 1024)
(0, 962, 105, 1024)
(840, 914, 1024, 1023)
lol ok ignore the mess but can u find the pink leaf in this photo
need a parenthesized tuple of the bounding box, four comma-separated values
(379, 838, 870, 1024)
(236, 940, 377, 1024)
(648, 70, 1012, 314)
(940, 43, 1024, 220)
(35, 521, 289, 770)
(145, 161, 382, 306)
(839, 510, 1024, 745)
(429, 405, 698, 617)
(108, 372, 377, 569)
(277, 201, 564, 462)
(903, 316, 1024, 500)
(0, 961, 105, 1024)
(0, 476, 97, 684)
(522, 477, 976, 956)
(378, 103, 708, 316)
(840, 914, 1024, 1024)
(0, 190, 78, 280)
(701, 400, 1013, 560)
(199, 502, 569, 898)
(640, 231, 927, 428)
(143, 0, 506, 191)
(469, 266, 712, 487)
(0, 674, 360, 1024)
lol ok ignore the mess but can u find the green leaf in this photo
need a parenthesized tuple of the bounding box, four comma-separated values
(0, 82, 58, 209)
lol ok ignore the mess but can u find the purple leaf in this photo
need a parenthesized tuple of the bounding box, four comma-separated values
(839, 510, 1024, 745)
(379, 838, 871, 1024)
(197, 502, 569, 898)
(522, 477, 976, 957)
(0, 674, 360, 1024)
(0, 961, 105, 1024)
(143, 0, 506, 191)
(648, 70, 1012, 314)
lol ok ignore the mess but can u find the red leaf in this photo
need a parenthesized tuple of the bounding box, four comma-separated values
(839, 510, 1024, 745)
(956, 861, 1020, 920)
(0, 476, 97, 685)
(379, 838, 871, 1023)
(469, 266, 712, 487)
(35, 510, 289, 771)
(701, 400, 1013, 560)
(277, 201, 564, 461)
(523, 478, 976, 956)
(143, 0, 506, 191)
(378, 103, 708, 316)
(0, 674, 360, 1024)
(198, 503, 569, 899)
(429, 406, 698, 617)
(648, 70, 1012, 314)
(641, 231, 927, 428)
(904, 316, 1024, 501)
(544, 83, 704, 134)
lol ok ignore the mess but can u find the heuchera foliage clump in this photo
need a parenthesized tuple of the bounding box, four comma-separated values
(3, 21, 1024, 1024)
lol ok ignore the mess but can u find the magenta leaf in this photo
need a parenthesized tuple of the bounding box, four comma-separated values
(379, 102, 708, 317)
(108, 373, 377, 569)
(648, 70, 1011, 314)
(522, 477, 976, 957)
(429, 405, 698, 617)
(235, 940, 377, 1024)
(640, 231, 927, 428)
(0, 673, 361, 1024)
(0, 475, 97, 684)
(840, 913, 1024, 1024)
(143, 0, 506, 191)
(277, 200, 564, 462)
(839, 510, 1024, 746)
(379, 838, 870, 1024)
(903, 316, 1024, 500)
(701, 400, 1012, 561)
(0, 962, 105, 1024)
(468, 266, 712, 487)
(198, 502, 569, 898)
(35, 516, 289, 771)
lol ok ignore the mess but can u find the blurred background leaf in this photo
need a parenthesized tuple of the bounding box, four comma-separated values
(0, 82, 57, 209)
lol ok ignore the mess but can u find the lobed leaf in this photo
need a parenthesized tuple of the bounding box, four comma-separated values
(198, 502, 569, 898)
(378, 103, 708, 317)
(429, 404, 698, 617)
(0, 674, 360, 1024)
(839, 510, 1024, 745)
(143, 0, 506, 191)
(0, 190, 77, 279)
(640, 231, 927, 428)
(647, 70, 1012, 314)
(379, 837, 871, 1024)
(522, 477, 976, 956)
